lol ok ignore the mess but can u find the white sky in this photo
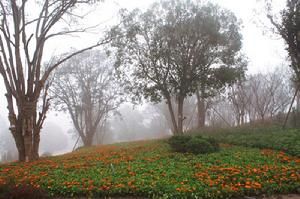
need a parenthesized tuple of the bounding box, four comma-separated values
(0, 0, 288, 153)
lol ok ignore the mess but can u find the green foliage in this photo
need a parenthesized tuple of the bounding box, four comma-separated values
(266, 0, 300, 81)
(168, 135, 220, 154)
(186, 138, 214, 154)
(167, 135, 192, 153)
(110, 0, 245, 103)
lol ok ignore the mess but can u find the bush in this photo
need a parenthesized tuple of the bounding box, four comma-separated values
(186, 138, 213, 154)
(168, 135, 219, 154)
(205, 137, 220, 152)
(167, 135, 191, 153)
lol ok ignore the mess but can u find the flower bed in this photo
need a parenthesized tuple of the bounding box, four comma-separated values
(0, 140, 299, 198)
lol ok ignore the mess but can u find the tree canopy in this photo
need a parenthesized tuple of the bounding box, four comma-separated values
(110, 0, 245, 134)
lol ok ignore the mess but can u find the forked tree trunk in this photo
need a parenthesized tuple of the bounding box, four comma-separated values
(83, 135, 94, 147)
(77, 128, 96, 147)
(9, 102, 41, 162)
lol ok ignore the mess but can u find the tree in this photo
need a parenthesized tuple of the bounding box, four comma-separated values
(264, 0, 299, 125)
(248, 72, 291, 122)
(266, 0, 299, 82)
(0, 0, 106, 161)
(196, 57, 247, 128)
(51, 50, 124, 147)
(111, 0, 244, 134)
(228, 81, 251, 125)
(228, 69, 292, 124)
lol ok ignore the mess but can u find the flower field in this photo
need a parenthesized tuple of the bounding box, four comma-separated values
(0, 140, 299, 198)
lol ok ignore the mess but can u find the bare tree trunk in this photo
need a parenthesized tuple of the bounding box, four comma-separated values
(166, 96, 179, 135)
(177, 96, 184, 134)
(196, 89, 205, 128)
(22, 102, 38, 161)
(283, 86, 299, 129)
(241, 110, 245, 125)
(13, 126, 26, 162)
(236, 115, 240, 126)
(297, 91, 300, 111)
(33, 128, 40, 160)
(83, 133, 94, 147)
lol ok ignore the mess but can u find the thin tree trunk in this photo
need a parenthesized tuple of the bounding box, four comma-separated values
(166, 97, 179, 135)
(296, 91, 300, 111)
(196, 89, 205, 128)
(177, 96, 184, 134)
(283, 86, 299, 129)
(241, 110, 245, 125)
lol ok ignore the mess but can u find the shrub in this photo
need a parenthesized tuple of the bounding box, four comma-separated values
(205, 137, 220, 152)
(168, 135, 219, 154)
(167, 135, 192, 153)
(186, 138, 214, 154)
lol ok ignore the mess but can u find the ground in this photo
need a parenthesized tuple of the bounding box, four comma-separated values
(0, 128, 299, 198)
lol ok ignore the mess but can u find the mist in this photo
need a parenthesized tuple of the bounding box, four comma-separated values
(0, 0, 294, 163)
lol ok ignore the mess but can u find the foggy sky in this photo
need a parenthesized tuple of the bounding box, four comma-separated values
(0, 0, 288, 155)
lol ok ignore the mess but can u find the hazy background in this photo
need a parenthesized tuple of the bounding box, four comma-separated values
(0, 0, 288, 158)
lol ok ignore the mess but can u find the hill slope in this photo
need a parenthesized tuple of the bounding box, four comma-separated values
(0, 140, 299, 198)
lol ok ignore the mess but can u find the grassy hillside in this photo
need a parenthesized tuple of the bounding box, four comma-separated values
(0, 136, 299, 198)
(189, 127, 300, 157)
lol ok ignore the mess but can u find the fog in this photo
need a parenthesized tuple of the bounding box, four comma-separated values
(0, 0, 290, 162)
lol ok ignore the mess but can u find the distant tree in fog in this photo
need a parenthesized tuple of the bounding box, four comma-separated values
(0, 116, 17, 162)
(228, 69, 292, 124)
(51, 50, 124, 147)
(111, 0, 244, 134)
(103, 104, 171, 143)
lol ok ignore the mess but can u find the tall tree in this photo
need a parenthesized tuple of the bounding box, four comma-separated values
(51, 50, 124, 147)
(266, 0, 299, 82)
(111, 0, 245, 134)
(0, 0, 106, 161)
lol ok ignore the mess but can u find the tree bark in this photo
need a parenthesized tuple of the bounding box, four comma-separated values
(177, 96, 184, 134)
(196, 89, 205, 128)
(166, 96, 179, 135)
(11, 102, 40, 162)
(14, 127, 26, 162)
(83, 133, 94, 147)
(33, 127, 41, 160)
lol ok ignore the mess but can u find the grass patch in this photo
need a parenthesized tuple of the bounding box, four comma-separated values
(0, 140, 299, 198)
(189, 126, 300, 157)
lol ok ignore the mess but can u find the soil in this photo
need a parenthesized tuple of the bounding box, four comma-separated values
(244, 194, 300, 199)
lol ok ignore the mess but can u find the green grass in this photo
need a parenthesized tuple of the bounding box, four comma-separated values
(189, 126, 300, 157)
(0, 138, 299, 198)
